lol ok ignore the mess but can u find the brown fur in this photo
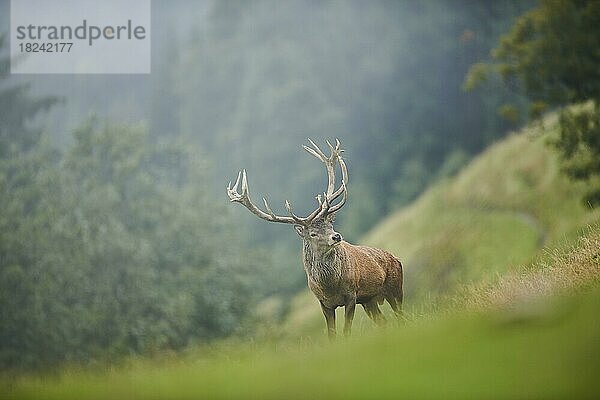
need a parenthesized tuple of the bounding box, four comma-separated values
(303, 240, 403, 339)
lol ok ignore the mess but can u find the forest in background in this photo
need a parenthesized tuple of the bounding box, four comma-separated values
(9, 0, 595, 372)
(5, 0, 533, 293)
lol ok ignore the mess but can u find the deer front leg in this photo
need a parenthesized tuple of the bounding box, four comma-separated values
(343, 295, 356, 337)
(320, 301, 336, 341)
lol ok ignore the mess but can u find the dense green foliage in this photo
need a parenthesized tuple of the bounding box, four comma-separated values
(0, 40, 270, 369)
(0, 35, 58, 156)
(0, 122, 268, 370)
(555, 103, 600, 205)
(466, 0, 600, 205)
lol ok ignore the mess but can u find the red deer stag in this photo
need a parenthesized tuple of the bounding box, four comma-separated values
(227, 139, 403, 339)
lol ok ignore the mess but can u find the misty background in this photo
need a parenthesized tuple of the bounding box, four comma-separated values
(0, 0, 533, 369)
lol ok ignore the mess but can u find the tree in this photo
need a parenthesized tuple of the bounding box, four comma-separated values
(465, 0, 600, 205)
(1, 119, 269, 370)
(1, 33, 273, 370)
(0, 35, 64, 369)
(0, 35, 58, 157)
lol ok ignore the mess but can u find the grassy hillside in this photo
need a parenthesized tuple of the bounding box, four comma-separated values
(368, 113, 599, 297)
(283, 113, 600, 336)
(4, 226, 599, 399)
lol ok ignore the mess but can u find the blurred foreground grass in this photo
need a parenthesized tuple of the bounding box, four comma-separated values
(4, 287, 600, 399)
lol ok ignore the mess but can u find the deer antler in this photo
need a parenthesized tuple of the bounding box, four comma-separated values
(303, 138, 348, 214)
(226, 139, 349, 226)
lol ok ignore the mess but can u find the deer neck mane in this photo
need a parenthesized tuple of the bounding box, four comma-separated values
(303, 240, 343, 287)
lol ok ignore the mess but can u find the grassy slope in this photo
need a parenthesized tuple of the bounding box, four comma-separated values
(368, 113, 599, 297)
(284, 113, 600, 336)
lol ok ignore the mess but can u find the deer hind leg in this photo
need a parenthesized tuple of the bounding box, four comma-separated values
(320, 301, 337, 341)
(363, 299, 387, 326)
(343, 296, 356, 337)
(386, 294, 405, 323)
(385, 275, 405, 322)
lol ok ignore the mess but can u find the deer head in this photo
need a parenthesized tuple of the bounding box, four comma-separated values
(226, 139, 348, 252)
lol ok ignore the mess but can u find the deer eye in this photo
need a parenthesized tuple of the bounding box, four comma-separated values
(310, 232, 317, 237)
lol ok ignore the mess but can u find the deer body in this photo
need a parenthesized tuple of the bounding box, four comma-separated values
(303, 239, 403, 338)
(227, 139, 403, 339)
(303, 241, 401, 306)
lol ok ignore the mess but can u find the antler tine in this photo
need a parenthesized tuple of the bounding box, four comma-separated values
(303, 145, 323, 161)
(241, 169, 249, 195)
(303, 139, 336, 198)
(329, 156, 348, 201)
(328, 181, 347, 214)
(307, 138, 328, 161)
(227, 169, 300, 225)
(326, 138, 343, 159)
(230, 170, 242, 192)
(312, 191, 332, 221)
(284, 200, 307, 224)
(326, 139, 335, 154)
(302, 191, 331, 222)
(262, 197, 275, 216)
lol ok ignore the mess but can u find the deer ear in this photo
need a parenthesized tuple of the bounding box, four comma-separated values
(326, 213, 336, 223)
(294, 225, 305, 237)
